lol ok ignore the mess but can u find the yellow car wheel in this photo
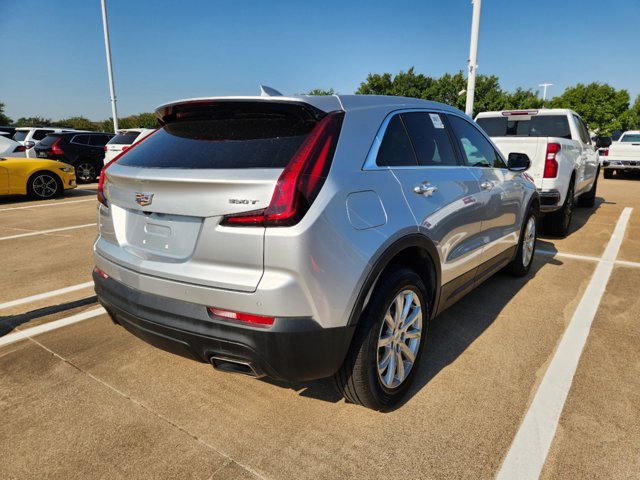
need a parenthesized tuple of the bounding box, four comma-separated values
(27, 171, 62, 199)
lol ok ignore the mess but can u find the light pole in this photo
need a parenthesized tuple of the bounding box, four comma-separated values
(465, 0, 482, 117)
(101, 0, 119, 132)
(539, 83, 553, 101)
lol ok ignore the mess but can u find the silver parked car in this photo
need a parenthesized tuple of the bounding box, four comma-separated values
(93, 95, 539, 410)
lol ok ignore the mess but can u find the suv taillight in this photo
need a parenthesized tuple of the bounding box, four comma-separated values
(13, 145, 27, 152)
(543, 142, 561, 178)
(221, 110, 345, 227)
(97, 128, 159, 207)
(51, 138, 64, 156)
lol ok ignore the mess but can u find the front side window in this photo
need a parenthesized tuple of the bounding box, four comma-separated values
(375, 115, 418, 167)
(448, 115, 506, 169)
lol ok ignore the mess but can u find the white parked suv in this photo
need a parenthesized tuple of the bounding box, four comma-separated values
(13, 126, 84, 158)
(103, 128, 155, 165)
(476, 109, 599, 236)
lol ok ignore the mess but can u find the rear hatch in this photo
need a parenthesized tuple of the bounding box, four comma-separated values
(104, 131, 142, 163)
(97, 99, 334, 292)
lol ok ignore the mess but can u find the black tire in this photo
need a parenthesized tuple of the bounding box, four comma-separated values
(505, 207, 537, 277)
(27, 172, 62, 199)
(603, 169, 613, 179)
(543, 180, 574, 237)
(75, 161, 100, 183)
(578, 169, 599, 208)
(334, 266, 429, 410)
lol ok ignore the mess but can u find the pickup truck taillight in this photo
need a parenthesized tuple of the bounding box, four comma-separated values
(604, 148, 609, 157)
(544, 142, 561, 178)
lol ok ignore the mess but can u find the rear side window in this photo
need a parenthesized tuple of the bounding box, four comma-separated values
(448, 115, 506, 168)
(108, 132, 140, 145)
(376, 115, 417, 167)
(32, 129, 53, 140)
(89, 134, 112, 146)
(400, 112, 458, 166)
(71, 135, 91, 145)
(477, 115, 571, 139)
(118, 103, 319, 169)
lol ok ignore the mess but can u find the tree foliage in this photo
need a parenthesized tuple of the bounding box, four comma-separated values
(13, 116, 55, 127)
(547, 82, 630, 135)
(302, 88, 336, 95)
(0, 102, 12, 125)
(56, 116, 98, 131)
(100, 113, 158, 132)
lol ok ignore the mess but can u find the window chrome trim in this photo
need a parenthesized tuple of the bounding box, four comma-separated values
(362, 108, 459, 171)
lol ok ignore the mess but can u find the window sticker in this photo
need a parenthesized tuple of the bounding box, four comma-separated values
(429, 113, 444, 129)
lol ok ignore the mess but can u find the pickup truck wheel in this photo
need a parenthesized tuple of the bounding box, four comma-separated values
(544, 182, 574, 237)
(506, 208, 537, 277)
(603, 169, 613, 179)
(578, 169, 598, 208)
(334, 267, 429, 410)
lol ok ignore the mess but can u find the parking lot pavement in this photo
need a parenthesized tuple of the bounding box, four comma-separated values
(0, 173, 639, 479)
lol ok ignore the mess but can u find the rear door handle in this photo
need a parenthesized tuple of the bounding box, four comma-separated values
(480, 181, 493, 190)
(413, 182, 438, 196)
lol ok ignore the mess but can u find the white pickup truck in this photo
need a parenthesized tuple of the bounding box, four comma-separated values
(603, 131, 640, 179)
(476, 109, 600, 237)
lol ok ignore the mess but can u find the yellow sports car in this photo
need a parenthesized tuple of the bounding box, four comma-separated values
(0, 157, 77, 199)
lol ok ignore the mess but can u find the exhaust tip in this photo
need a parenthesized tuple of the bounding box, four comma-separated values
(210, 356, 260, 378)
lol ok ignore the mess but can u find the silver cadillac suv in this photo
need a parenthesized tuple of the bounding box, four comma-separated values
(93, 94, 539, 410)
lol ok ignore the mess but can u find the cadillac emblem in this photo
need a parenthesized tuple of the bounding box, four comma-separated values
(135, 192, 154, 207)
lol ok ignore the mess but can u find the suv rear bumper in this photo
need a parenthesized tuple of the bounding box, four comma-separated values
(93, 270, 355, 382)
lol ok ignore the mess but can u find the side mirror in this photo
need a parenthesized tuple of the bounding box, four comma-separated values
(595, 136, 612, 148)
(507, 152, 531, 172)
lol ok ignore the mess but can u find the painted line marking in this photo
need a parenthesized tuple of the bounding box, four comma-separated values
(0, 223, 96, 241)
(537, 249, 640, 269)
(497, 207, 633, 480)
(0, 281, 94, 311)
(0, 198, 95, 212)
(0, 307, 105, 348)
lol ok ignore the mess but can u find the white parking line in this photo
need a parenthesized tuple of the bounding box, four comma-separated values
(0, 307, 105, 348)
(0, 198, 95, 212)
(0, 223, 97, 241)
(0, 281, 94, 311)
(537, 249, 640, 268)
(497, 207, 633, 480)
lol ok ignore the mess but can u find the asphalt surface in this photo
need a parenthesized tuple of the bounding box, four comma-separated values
(1, 174, 639, 479)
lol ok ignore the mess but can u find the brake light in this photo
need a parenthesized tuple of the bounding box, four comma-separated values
(604, 148, 609, 157)
(97, 128, 159, 207)
(544, 142, 561, 178)
(221, 110, 345, 227)
(104, 146, 108, 152)
(207, 307, 274, 327)
(13, 145, 27, 152)
(51, 138, 64, 155)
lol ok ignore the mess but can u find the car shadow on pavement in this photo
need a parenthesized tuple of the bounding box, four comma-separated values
(537, 196, 611, 246)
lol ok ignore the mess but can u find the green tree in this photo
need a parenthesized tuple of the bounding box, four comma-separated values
(0, 102, 13, 125)
(620, 95, 640, 130)
(503, 88, 544, 110)
(548, 82, 630, 134)
(356, 67, 434, 98)
(100, 113, 158, 132)
(14, 116, 54, 127)
(302, 88, 336, 95)
(56, 116, 98, 131)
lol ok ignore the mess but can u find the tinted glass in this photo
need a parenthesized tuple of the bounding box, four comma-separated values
(89, 134, 111, 146)
(376, 115, 417, 167)
(477, 115, 572, 139)
(449, 115, 506, 168)
(118, 104, 317, 169)
(108, 132, 140, 145)
(71, 135, 91, 145)
(400, 112, 458, 167)
(620, 133, 640, 142)
(32, 129, 53, 140)
(38, 134, 61, 147)
(13, 131, 28, 142)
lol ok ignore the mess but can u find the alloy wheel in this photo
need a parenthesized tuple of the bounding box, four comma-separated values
(32, 174, 58, 198)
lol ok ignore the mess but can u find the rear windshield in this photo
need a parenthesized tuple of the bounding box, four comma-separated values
(37, 134, 61, 146)
(13, 131, 28, 142)
(620, 134, 640, 143)
(108, 132, 140, 145)
(477, 115, 571, 139)
(117, 103, 319, 169)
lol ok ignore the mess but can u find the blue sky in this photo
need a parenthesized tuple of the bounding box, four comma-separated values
(1, 0, 638, 121)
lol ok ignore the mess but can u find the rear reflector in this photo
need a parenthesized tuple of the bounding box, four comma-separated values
(207, 307, 274, 327)
(544, 142, 561, 178)
(93, 266, 109, 279)
(221, 110, 344, 227)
